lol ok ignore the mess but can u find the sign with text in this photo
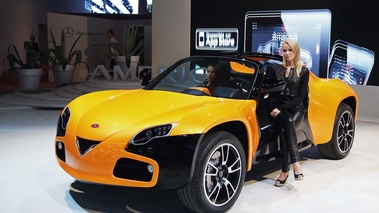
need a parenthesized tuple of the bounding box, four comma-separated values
(195, 28, 238, 51)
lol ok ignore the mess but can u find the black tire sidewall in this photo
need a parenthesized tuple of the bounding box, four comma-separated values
(330, 103, 355, 159)
(194, 131, 246, 213)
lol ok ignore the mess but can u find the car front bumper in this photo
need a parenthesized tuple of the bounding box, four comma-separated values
(55, 132, 201, 190)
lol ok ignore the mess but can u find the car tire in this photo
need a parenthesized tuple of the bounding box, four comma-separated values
(178, 131, 246, 213)
(317, 103, 355, 159)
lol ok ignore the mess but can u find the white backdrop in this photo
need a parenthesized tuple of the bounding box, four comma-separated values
(47, 12, 151, 82)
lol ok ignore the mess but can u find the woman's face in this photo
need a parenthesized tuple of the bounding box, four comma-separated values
(282, 43, 296, 63)
(206, 65, 216, 82)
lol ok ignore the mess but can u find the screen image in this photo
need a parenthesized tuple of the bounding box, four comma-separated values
(244, 9, 331, 77)
(85, 0, 139, 14)
(328, 40, 375, 85)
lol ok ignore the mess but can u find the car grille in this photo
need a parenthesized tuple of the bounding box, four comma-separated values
(76, 137, 100, 157)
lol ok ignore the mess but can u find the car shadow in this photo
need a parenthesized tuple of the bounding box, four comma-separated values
(68, 146, 323, 212)
(69, 181, 194, 213)
(245, 145, 323, 182)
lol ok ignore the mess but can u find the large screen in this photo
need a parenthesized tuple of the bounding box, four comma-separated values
(244, 9, 331, 77)
(85, 0, 139, 14)
(328, 40, 375, 85)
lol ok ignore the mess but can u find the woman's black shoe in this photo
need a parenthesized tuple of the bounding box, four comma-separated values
(294, 173, 304, 181)
(274, 174, 289, 187)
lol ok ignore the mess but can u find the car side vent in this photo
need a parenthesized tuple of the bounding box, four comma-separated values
(76, 137, 100, 157)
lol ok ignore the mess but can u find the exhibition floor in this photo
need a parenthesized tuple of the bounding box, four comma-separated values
(1, 103, 379, 213)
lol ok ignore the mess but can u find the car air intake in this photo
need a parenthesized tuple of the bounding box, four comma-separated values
(113, 158, 153, 181)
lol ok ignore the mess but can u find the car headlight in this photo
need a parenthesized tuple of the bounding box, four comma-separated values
(57, 106, 70, 136)
(60, 107, 71, 130)
(131, 123, 175, 145)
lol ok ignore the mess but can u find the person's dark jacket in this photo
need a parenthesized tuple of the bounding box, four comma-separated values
(265, 64, 309, 112)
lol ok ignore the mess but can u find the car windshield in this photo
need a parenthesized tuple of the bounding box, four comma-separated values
(147, 56, 262, 99)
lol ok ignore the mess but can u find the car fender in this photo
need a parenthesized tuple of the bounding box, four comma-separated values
(172, 99, 259, 172)
(308, 73, 358, 144)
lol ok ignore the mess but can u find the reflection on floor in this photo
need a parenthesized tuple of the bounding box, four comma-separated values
(1, 103, 378, 213)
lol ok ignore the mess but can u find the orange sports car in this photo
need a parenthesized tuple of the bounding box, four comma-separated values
(55, 53, 358, 213)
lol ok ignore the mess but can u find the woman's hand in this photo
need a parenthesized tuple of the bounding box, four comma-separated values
(271, 108, 281, 118)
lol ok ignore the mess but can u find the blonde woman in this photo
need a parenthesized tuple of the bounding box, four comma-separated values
(265, 38, 310, 187)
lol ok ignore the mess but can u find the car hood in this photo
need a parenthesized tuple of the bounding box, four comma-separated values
(70, 89, 243, 141)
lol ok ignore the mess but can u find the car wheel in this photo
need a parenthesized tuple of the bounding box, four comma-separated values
(317, 103, 355, 159)
(178, 131, 246, 213)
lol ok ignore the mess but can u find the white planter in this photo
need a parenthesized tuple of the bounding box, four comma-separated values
(130, 56, 140, 80)
(17, 68, 43, 91)
(53, 65, 76, 87)
(115, 56, 127, 72)
(115, 56, 140, 80)
(131, 55, 140, 64)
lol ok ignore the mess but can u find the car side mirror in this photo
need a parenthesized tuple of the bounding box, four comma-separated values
(139, 69, 152, 86)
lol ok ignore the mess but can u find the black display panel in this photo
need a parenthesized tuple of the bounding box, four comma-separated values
(328, 40, 375, 85)
(244, 9, 331, 77)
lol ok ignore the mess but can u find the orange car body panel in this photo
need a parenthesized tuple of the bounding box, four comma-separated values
(55, 62, 358, 188)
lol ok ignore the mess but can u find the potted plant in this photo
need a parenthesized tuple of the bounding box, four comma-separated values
(6, 31, 44, 92)
(46, 29, 83, 87)
(96, 25, 144, 69)
(125, 24, 145, 67)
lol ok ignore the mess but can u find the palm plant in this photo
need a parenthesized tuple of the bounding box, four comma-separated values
(125, 25, 145, 61)
(46, 29, 83, 71)
(7, 31, 41, 69)
(5, 30, 45, 91)
(94, 25, 144, 66)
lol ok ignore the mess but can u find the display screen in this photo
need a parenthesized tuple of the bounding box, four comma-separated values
(85, 0, 139, 14)
(328, 40, 375, 85)
(244, 9, 331, 77)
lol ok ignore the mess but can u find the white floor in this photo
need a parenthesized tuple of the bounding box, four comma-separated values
(1, 103, 379, 213)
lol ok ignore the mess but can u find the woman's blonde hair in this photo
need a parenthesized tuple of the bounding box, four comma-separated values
(282, 38, 303, 77)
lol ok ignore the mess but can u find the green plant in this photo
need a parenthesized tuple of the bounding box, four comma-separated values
(94, 25, 144, 65)
(125, 25, 144, 59)
(47, 29, 83, 71)
(7, 31, 41, 69)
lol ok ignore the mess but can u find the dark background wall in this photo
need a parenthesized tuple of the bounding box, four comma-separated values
(191, 0, 378, 85)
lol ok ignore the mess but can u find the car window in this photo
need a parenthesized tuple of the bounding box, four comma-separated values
(151, 57, 260, 99)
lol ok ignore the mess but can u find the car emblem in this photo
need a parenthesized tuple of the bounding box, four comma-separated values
(91, 124, 100, 128)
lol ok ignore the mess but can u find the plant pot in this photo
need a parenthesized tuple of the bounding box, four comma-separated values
(17, 68, 43, 91)
(131, 56, 140, 64)
(130, 56, 140, 80)
(115, 55, 140, 70)
(115, 56, 127, 72)
(53, 65, 76, 87)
